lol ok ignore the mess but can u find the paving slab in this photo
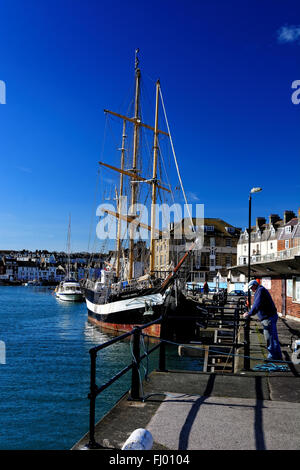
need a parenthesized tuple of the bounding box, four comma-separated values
(146, 393, 300, 450)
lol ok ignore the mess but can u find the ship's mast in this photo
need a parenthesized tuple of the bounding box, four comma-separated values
(128, 51, 141, 280)
(101, 50, 170, 281)
(149, 80, 160, 275)
(116, 120, 126, 278)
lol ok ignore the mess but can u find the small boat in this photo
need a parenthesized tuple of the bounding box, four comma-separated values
(55, 215, 84, 302)
(26, 280, 41, 286)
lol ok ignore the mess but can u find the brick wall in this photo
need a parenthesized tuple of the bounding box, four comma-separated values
(286, 296, 300, 319)
(269, 279, 282, 313)
(268, 278, 300, 320)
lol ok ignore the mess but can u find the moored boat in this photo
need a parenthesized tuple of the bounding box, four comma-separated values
(82, 51, 203, 337)
(55, 279, 84, 302)
(55, 215, 84, 302)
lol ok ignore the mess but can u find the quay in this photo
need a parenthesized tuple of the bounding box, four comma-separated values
(72, 301, 300, 451)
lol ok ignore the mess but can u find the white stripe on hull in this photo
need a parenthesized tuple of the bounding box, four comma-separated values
(56, 293, 83, 301)
(86, 293, 164, 315)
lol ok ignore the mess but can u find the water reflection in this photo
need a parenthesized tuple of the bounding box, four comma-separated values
(83, 322, 113, 346)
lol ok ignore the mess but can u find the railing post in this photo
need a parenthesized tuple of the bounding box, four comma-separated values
(243, 317, 251, 371)
(232, 307, 238, 372)
(130, 327, 141, 400)
(87, 349, 102, 449)
(158, 315, 166, 372)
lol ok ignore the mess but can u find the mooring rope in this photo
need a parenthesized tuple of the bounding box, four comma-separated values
(141, 333, 294, 366)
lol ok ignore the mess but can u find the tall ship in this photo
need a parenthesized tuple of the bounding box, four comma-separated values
(82, 51, 203, 337)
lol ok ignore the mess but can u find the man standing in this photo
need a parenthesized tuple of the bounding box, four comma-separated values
(243, 280, 282, 361)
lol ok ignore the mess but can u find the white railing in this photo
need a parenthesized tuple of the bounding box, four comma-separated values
(238, 245, 300, 266)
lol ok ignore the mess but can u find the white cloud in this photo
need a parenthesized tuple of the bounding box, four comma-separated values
(277, 25, 300, 44)
(187, 191, 200, 202)
(16, 166, 32, 173)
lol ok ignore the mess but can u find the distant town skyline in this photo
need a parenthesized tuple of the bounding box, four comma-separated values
(1, 0, 299, 251)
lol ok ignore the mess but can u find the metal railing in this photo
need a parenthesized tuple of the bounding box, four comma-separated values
(86, 298, 248, 448)
(86, 316, 167, 449)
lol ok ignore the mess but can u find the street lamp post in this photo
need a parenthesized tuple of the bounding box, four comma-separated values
(247, 187, 262, 307)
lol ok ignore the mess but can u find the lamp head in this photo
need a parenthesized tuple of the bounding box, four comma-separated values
(250, 187, 262, 194)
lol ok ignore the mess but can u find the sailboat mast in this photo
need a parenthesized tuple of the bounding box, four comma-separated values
(116, 120, 126, 278)
(149, 80, 160, 275)
(128, 52, 141, 280)
(67, 214, 71, 278)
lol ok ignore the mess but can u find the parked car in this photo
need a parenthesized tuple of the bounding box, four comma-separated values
(228, 290, 246, 296)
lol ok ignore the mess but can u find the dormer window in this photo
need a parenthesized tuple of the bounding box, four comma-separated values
(285, 226, 292, 234)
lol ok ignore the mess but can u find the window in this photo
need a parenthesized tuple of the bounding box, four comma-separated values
(205, 225, 214, 232)
(270, 242, 273, 250)
(285, 240, 289, 249)
(287, 279, 293, 297)
(244, 245, 247, 252)
(226, 256, 231, 266)
(210, 237, 215, 247)
(294, 278, 300, 302)
(285, 226, 292, 234)
(225, 238, 232, 247)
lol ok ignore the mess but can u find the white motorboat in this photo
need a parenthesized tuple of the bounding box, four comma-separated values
(55, 279, 84, 302)
(55, 215, 84, 302)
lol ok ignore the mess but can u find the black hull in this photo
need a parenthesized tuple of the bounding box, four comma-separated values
(84, 285, 208, 341)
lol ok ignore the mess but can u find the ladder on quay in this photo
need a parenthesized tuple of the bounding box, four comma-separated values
(199, 298, 245, 373)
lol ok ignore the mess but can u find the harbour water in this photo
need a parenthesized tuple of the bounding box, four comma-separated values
(0, 286, 203, 450)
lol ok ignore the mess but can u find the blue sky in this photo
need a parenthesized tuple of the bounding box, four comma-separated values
(0, 0, 299, 252)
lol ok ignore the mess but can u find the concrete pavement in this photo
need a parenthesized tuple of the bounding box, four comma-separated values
(72, 315, 300, 451)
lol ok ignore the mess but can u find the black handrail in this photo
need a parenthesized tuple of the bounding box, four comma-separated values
(85, 299, 248, 449)
(86, 316, 163, 449)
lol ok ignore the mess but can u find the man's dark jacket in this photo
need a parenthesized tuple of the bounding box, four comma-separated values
(248, 285, 277, 321)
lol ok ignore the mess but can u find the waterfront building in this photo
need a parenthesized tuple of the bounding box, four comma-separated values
(154, 218, 241, 283)
(17, 261, 40, 282)
(2, 257, 18, 281)
(230, 208, 300, 320)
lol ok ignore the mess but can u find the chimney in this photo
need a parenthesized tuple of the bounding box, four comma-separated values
(283, 210, 296, 224)
(256, 217, 266, 230)
(268, 214, 281, 226)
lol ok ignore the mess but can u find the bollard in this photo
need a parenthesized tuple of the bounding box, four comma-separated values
(292, 339, 300, 365)
(121, 429, 153, 450)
